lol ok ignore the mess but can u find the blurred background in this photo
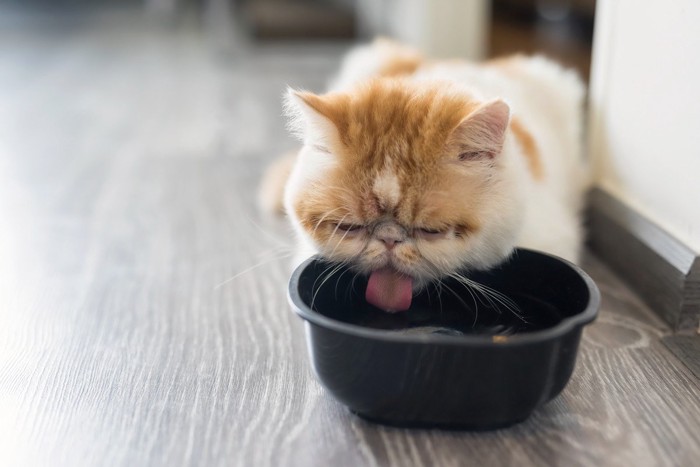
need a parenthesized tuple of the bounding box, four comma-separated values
(0, 0, 596, 167)
(238, 0, 595, 78)
(2, 0, 594, 73)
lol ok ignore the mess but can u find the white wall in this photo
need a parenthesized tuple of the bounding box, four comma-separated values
(356, 0, 489, 60)
(589, 0, 700, 252)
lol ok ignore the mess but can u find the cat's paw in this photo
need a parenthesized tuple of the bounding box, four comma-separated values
(258, 150, 297, 216)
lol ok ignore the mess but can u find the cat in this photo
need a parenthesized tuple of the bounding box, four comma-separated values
(259, 38, 588, 312)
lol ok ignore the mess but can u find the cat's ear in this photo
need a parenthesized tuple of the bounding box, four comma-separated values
(284, 88, 344, 149)
(449, 99, 510, 161)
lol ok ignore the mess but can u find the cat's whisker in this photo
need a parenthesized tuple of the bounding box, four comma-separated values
(311, 261, 341, 299)
(325, 185, 358, 200)
(347, 270, 362, 302)
(431, 280, 445, 315)
(315, 260, 351, 298)
(449, 274, 502, 310)
(214, 251, 293, 290)
(448, 273, 494, 310)
(311, 207, 345, 237)
(327, 222, 353, 257)
(311, 261, 347, 309)
(447, 273, 481, 327)
(437, 282, 444, 314)
(468, 280, 522, 316)
(256, 244, 294, 260)
(418, 255, 523, 324)
(421, 260, 446, 290)
(310, 264, 338, 309)
(437, 280, 472, 313)
(241, 210, 290, 248)
(324, 213, 349, 246)
(333, 262, 353, 300)
(449, 273, 526, 322)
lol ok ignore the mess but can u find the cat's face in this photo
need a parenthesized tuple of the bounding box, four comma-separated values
(285, 79, 523, 305)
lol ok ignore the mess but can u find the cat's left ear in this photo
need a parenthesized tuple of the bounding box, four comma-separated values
(449, 100, 510, 160)
(284, 88, 345, 148)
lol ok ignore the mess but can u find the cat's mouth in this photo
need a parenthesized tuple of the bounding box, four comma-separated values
(365, 267, 414, 313)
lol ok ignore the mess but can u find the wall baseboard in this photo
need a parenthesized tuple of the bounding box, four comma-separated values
(586, 188, 700, 332)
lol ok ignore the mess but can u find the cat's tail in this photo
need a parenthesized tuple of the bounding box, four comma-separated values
(258, 150, 297, 215)
(328, 37, 424, 91)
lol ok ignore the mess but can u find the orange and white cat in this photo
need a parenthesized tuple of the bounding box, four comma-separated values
(260, 39, 588, 312)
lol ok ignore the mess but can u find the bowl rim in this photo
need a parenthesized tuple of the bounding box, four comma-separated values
(287, 248, 600, 347)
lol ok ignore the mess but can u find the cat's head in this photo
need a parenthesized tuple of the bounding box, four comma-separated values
(284, 79, 524, 310)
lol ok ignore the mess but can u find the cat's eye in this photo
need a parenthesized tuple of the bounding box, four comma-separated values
(459, 151, 490, 161)
(313, 144, 331, 154)
(415, 227, 447, 240)
(335, 223, 364, 233)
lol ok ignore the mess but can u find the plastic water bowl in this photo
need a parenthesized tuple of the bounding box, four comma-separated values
(288, 248, 600, 429)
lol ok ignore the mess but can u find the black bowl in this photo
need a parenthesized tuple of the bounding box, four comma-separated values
(288, 248, 600, 429)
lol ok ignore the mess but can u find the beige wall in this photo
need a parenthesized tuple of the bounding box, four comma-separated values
(589, 0, 700, 252)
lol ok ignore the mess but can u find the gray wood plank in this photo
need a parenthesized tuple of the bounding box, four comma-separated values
(663, 335, 700, 380)
(1, 7, 699, 467)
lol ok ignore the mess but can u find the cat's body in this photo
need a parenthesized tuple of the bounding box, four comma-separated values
(261, 39, 587, 312)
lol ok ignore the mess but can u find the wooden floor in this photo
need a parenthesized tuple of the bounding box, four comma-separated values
(1, 8, 698, 467)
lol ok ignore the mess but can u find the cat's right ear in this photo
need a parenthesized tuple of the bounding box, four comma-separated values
(448, 99, 510, 161)
(284, 88, 344, 149)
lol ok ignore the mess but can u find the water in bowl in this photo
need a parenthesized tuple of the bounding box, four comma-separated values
(305, 262, 563, 336)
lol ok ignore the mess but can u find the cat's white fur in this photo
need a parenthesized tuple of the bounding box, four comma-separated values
(282, 41, 588, 271)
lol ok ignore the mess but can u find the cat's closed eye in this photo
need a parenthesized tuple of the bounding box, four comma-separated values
(312, 144, 332, 154)
(458, 151, 491, 161)
(415, 227, 448, 240)
(335, 222, 365, 233)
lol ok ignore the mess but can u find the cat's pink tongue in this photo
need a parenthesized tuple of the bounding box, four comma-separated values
(365, 268, 413, 312)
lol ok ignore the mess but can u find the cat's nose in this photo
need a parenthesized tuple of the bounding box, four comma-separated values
(380, 238, 400, 250)
(374, 222, 407, 250)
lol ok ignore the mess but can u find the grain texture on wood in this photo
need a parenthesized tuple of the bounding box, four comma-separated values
(663, 335, 700, 380)
(0, 7, 699, 467)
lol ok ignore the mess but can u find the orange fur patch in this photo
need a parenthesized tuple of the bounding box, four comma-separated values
(484, 54, 526, 74)
(293, 79, 491, 245)
(510, 117, 543, 180)
(374, 38, 424, 78)
(377, 56, 423, 78)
